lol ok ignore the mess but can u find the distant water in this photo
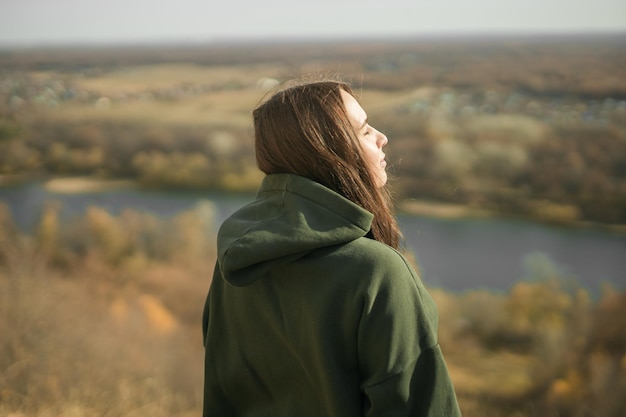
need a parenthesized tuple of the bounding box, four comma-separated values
(1, 181, 624, 296)
(398, 212, 626, 295)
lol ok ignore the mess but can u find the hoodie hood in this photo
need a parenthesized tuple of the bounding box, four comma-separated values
(217, 174, 373, 286)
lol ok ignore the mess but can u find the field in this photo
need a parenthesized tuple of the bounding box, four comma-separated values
(1, 34, 626, 416)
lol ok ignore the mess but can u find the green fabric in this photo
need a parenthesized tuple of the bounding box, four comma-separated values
(203, 174, 461, 416)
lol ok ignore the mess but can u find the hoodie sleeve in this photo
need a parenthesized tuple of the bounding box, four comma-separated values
(357, 250, 461, 417)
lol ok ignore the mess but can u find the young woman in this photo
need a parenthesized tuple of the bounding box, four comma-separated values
(202, 80, 461, 416)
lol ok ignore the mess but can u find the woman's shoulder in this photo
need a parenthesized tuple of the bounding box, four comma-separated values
(330, 237, 437, 317)
(341, 237, 413, 270)
(293, 237, 437, 321)
(320, 237, 423, 290)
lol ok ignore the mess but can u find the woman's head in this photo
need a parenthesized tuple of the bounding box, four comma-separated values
(339, 88, 388, 188)
(253, 80, 400, 248)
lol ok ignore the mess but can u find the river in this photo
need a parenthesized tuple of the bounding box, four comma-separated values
(1, 181, 624, 296)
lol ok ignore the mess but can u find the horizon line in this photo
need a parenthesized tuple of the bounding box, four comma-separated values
(1, 29, 625, 50)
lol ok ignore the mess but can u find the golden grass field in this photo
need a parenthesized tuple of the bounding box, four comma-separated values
(40, 64, 275, 128)
(1, 201, 623, 417)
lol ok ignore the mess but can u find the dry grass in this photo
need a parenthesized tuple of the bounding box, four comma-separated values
(0, 204, 214, 416)
(1, 204, 625, 416)
(46, 88, 263, 128)
(28, 62, 290, 128)
(69, 63, 287, 95)
(44, 177, 137, 193)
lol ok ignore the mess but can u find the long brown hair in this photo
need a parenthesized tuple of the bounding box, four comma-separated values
(253, 80, 401, 248)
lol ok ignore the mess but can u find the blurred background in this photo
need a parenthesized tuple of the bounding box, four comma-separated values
(1, 1, 625, 416)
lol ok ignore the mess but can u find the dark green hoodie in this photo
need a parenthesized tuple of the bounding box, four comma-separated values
(203, 174, 461, 417)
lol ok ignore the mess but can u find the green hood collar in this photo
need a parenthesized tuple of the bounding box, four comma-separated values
(217, 174, 373, 286)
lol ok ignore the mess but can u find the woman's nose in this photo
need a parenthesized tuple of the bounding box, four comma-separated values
(378, 131, 388, 148)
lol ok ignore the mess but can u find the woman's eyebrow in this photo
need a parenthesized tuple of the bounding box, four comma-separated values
(358, 117, 368, 130)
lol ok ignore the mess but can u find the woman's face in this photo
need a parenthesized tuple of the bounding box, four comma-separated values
(340, 89, 388, 187)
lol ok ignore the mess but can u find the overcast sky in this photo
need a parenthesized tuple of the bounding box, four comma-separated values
(1, 0, 625, 46)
